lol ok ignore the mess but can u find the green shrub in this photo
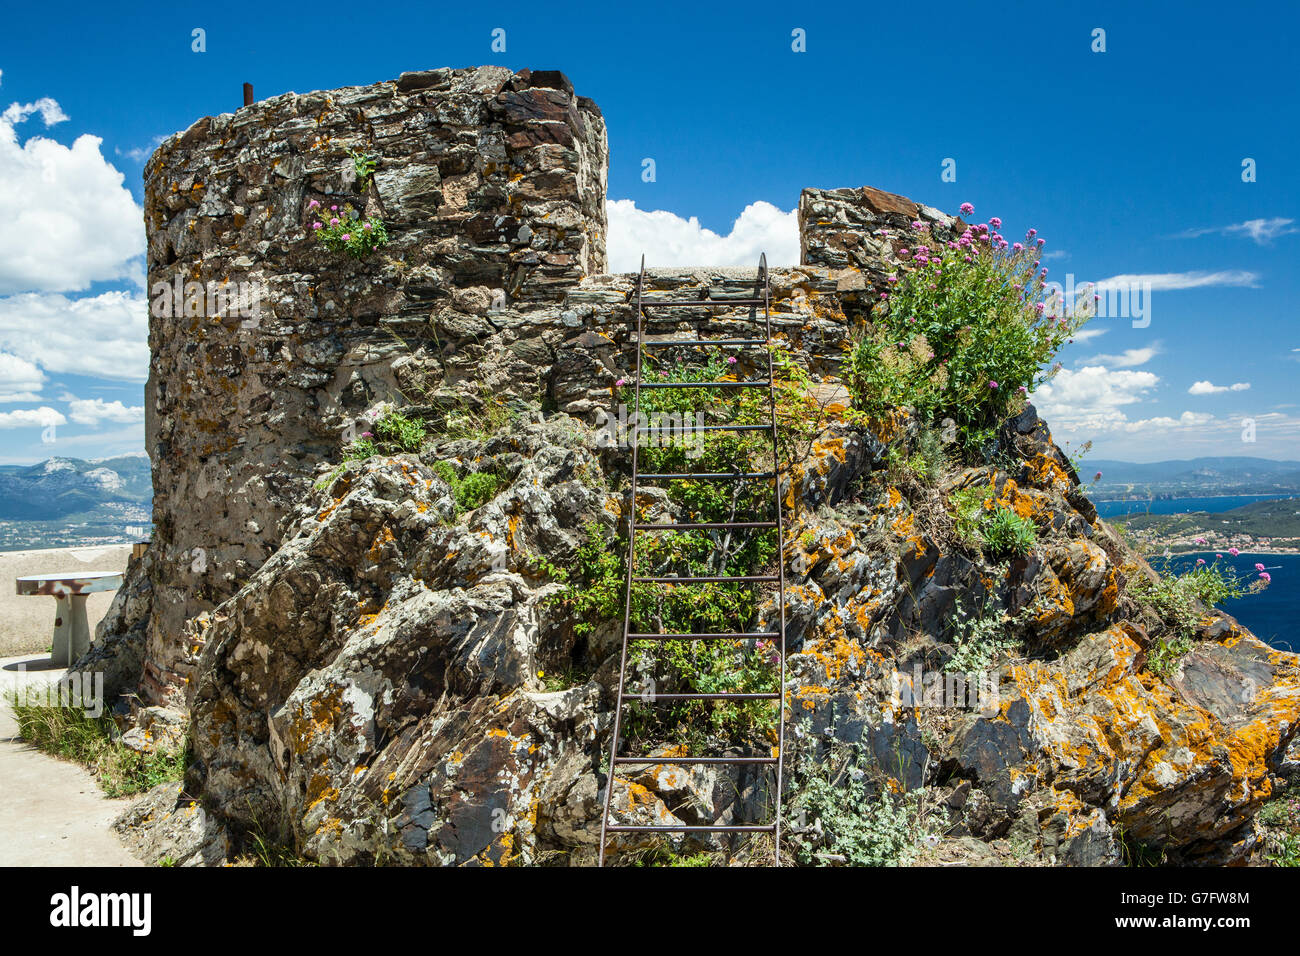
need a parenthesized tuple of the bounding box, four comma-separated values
(979, 506, 1038, 558)
(6, 695, 189, 798)
(845, 214, 1090, 437)
(787, 741, 934, 866)
(1131, 558, 1268, 677)
(531, 522, 778, 745)
(1258, 796, 1300, 867)
(948, 485, 987, 545)
(431, 461, 504, 515)
(531, 521, 624, 637)
(945, 597, 1017, 673)
(349, 149, 377, 191)
(344, 406, 427, 461)
(372, 409, 426, 452)
(1268, 834, 1300, 867)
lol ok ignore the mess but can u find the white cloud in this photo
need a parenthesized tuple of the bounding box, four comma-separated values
(0, 352, 45, 402)
(0, 82, 144, 294)
(66, 397, 144, 426)
(606, 199, 799, 274)
(0, 290, 148, 382)
(115, 135, 166, 164)
(1084, 346, 1159, 368)
(2, 97, 68, 128)
(1032, 365, 1159, 431)
(1177, 217, 1298, 245)
(1031, 365, 1296, 459)
(1069, 327, 1108, 343)
(1093, 271, 1260, 292)
(1188, 380, 1251, 395)
(0, 406, 65, 429)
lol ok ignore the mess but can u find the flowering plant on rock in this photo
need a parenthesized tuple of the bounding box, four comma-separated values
(307, 199, 388, 259)
(846, 205, 1092, 443)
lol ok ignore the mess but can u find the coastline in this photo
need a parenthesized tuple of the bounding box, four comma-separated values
(1146, 549, 1299, 559)
(1096, 493, 1299, 503)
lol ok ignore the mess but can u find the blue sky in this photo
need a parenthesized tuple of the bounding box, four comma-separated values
(0, 0, 1296, 464)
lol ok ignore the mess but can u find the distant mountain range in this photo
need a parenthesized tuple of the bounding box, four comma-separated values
(1, 453, 1299, 551)
(1085, 457, 1300, 498)
(0, 455, 152, 520)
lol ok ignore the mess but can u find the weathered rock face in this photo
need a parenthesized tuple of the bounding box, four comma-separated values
(97, 71, 1300, 866)
(799, 185, 966, 276)
(186, 421, 617, 864)
(140, 67, 607, 696)
(73, 548, 153, 701)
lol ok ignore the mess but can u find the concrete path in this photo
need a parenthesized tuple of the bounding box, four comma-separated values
(0, 654, 140, 866)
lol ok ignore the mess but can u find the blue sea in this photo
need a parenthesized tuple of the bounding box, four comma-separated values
(1090, 494, 1294, 652)
(1095, 494, 1298, 519)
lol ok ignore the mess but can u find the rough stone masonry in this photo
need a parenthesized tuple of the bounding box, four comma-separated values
(123, 64, 962, 704)
(136, 66, 607, 699)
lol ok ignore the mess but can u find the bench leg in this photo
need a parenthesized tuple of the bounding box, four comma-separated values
(51, 595, 72, 667)
(68, 594, 92, 664)
(49, 595, 90, 668)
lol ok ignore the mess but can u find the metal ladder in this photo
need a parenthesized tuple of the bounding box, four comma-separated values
(597, 254, 789, 866)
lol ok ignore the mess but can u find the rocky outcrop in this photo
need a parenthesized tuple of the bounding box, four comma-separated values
(71, 548, 153, 701)
(114, 782, 230, 867)
(186, 422, 616, 864)
(98, 70, 1299, 867)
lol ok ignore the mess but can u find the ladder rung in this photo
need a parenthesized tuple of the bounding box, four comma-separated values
(638, 339, 769, 348)
(605, 824, 777, 833)
(634, 521, 777, 531)
(638, 472, 775, 480)
(637, 298, 767, 307)
(636, 380, 771, 389)
(614, 755, 779, 764)
(633, 575, 778, 584)
(627, 692, 780, 701)
(638, 424, 771, 434)
(629, 631, 779, 641)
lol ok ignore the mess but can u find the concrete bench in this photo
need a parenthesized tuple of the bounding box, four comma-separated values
(15, 572, 124, 667)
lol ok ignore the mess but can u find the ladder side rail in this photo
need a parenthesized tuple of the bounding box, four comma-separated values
(758, 253, 788, 865)
(598, 256, 648, 866)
